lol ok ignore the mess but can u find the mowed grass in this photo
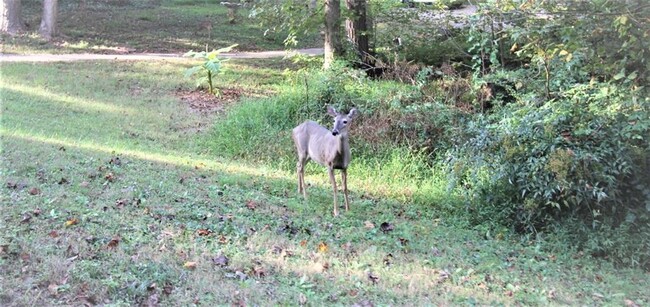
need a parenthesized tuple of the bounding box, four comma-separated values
(1, 60, 649, 306)
(2, 0, 321, 55)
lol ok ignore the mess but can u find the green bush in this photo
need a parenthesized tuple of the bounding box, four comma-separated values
(446, 81, 650, 267)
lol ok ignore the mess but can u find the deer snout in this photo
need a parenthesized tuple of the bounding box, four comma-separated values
(331, 130, 339, 136)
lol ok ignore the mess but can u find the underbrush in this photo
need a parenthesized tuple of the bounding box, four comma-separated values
(209, 60, 650, 269)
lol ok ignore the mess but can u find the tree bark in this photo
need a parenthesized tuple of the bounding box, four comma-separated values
(39, 0, 58, 40)
(323, 0, 342, 69)
(345, 0, 369, 64)
(1, 0, 24, 35)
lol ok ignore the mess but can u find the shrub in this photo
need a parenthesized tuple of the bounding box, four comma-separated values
(446, 81, 650, 267)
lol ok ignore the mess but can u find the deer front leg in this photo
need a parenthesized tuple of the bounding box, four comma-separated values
(328, 166, 339, 216)
(341, 169, 349, 212)
(297, 160, 307, 199)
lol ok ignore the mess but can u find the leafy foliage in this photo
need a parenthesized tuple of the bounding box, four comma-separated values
(449, 0, 650, 267)
(184, 44, 238, 95)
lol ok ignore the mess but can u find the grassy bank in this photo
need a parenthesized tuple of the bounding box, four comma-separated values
(2, 0, 321, 55)
(1, 59, 648, 306)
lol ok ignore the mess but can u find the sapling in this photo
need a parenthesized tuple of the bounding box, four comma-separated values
(183, 44, 238, 95)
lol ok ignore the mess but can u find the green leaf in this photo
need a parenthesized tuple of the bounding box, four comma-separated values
(204, 61, 222, 74)
(613, 70, 626, 80)
(184, 66, 203, 78)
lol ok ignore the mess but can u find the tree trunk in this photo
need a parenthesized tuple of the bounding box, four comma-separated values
(1, 0, 24, 35)
(323, 0, 342, 69)
(345, 0, 369, 64)
(39, 0, 57, 40)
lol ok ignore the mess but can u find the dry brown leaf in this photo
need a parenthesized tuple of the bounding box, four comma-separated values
(367, 271, 379, 284)
(318, 242, 328, 253)
(246, 200, 257, 210)
(48, 283, 59, 296)
(300, 240, 307, 247)
(104, 172, 116, 182)
(183, 261, 197, 269)
(65, 218, 79, 227)
(213, 254, 229, 267)
(29, 187, 40, 195)
(20, 213, 32, 224)
(364, 221, 375, 229)
(196, 229, 212, 236)
(107, 236, 121, 248)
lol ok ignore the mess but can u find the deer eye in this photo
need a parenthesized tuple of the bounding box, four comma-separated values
(343, 120, 348, 124)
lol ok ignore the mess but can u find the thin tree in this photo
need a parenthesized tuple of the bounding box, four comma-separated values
(1, 0, 24, 35)
(39, 0, 57, 40)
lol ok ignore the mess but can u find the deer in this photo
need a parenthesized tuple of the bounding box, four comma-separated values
(292, 106, 359, 216)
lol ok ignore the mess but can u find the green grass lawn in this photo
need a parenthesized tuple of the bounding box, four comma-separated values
(2, 0, 321, 55)
(1, 59, 649, 306)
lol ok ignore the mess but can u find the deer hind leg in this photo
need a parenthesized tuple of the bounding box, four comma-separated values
(328, 167, 339, 216)
(341, 169, 349, 212)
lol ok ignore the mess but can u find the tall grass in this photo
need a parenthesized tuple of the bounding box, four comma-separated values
(206, 64, 456, 210)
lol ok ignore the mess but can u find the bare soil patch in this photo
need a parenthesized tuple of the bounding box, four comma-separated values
(175, 87, 243, 114)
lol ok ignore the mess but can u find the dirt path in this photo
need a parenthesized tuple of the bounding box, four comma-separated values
(0, 48, 324, 63)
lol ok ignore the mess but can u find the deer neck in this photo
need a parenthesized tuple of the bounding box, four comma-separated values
(333, 132, 349, 156)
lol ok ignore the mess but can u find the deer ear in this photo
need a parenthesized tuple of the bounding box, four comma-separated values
(327, 106, 337, 117)
(348, 108, 358, 118)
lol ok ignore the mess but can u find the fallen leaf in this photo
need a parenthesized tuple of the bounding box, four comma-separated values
(107, 236, 120, 248)
(29, 187, 40, 195)
(33, 208, 42, 216)
(318, 242, 328, 253)
(196, 229, 212, 236)
(104, 172, 116, 182)
(299, 293, 307, 305)
(79, 181, 90, 187)
(300, 240, 307, 247)
(353, 300, 374, 307)
(251, 265, 266, 278)
(364, 221, 375, 229)
(213, 254, 229, 267)
(398, 237, 409, 246)
(383, 253, 393, 266)
(322, 262, 330, 271)
(48, 230, 59, 238)
(592, 293, 605, 299)
(48, 283, 59, 296)
(110, 156, 122, 166)
(367, 271, 379, 284)
(246, 200, 257, 210)
(437, 270, 450, 283)
(218, 235, 228, 244)
(65, 218, 79, 227)
(20, 213, 32, 224)
(431, 246, 441, 256)
(380, 222, 394, 233)
(115, 198, 129, 209)
(624, 299, 640, 307)
(183, 261, 197, 269)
